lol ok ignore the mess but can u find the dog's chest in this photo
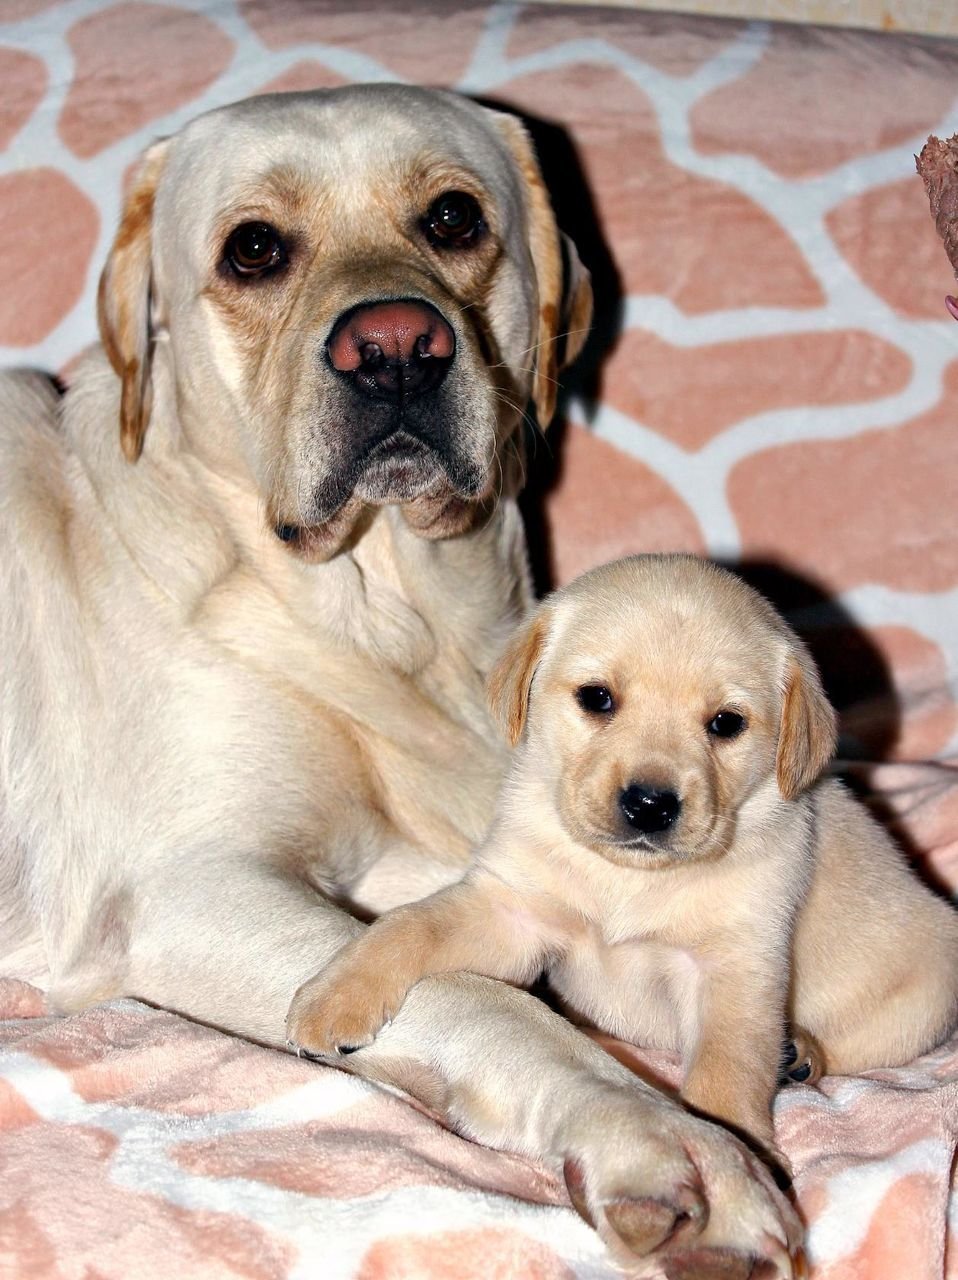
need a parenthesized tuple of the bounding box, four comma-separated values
(182, 515, 522, 884)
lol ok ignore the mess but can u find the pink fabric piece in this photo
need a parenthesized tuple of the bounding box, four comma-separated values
(1, 965, 956, 1277)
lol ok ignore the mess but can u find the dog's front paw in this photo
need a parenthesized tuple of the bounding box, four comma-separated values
(286, 952, 404, 1058)
(561, 1090, 803, 1278)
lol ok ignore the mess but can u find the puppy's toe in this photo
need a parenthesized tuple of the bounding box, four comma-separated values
(286, 971, 392, 1059)
(779, 1030, 823, 1086)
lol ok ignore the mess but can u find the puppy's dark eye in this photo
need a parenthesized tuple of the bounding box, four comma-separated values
(423, 191, 484, 250)
(224, 222, 288, 277)
(707, 711, 746, 739)
(577, 685, 615, 715)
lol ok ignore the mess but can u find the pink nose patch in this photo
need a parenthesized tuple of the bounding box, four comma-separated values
(327, 300, 455, 372)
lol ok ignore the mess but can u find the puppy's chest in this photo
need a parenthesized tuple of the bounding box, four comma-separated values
(549, 881, 709, 1055)
(547, 853, 800, 992)
(565, 863, 738, 949)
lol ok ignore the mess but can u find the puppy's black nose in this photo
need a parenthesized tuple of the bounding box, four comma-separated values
(619, 784, 681, 835)
(326, 299, 455, 404)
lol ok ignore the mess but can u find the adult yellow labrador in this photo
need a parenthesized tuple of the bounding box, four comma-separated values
(0, 86, 799, 1276)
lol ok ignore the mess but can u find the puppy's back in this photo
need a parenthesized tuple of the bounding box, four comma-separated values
(792, 777, 958, 1072)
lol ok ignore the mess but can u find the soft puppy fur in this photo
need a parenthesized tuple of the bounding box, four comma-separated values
(292, 553, 958, 1155)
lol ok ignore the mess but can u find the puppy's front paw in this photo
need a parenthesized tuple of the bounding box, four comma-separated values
(286, 953, 403, 1058)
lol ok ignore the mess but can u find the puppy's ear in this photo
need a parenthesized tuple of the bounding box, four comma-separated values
(776, 651, 837, 801)
(491, 113, 593, 428)
(97, 139, 168, 462)
(487, 609, 551, 747)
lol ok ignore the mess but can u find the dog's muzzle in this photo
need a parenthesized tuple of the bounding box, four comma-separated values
(272, 296, 486, 553)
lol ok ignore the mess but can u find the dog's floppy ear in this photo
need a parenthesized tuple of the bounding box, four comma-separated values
(491, 113, 593, 428)
(97, 139, 168, 462)
(776, 650, 837, 801)
(487, 608, 551, 747)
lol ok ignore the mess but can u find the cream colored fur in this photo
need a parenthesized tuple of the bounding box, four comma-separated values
(295, 554, 958, 1162)
(0, 89, 799, 1276)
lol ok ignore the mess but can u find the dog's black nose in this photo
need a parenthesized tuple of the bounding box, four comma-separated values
(326, 299, 455, 404)
(619, 784, 681, 835)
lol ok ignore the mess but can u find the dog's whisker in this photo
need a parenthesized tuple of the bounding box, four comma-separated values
(494, 327, 592, 365)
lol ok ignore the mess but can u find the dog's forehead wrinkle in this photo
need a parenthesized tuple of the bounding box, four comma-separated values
(169, 88, 516, 210)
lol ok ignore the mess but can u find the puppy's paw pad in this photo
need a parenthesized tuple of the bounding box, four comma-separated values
(779, 1041, 799, 1071)
(286, 1008, 380, 1058)
(286, 991, 385, 1059)
(285, 1037, 327, 1062)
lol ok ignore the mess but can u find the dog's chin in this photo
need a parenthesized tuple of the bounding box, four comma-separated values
(272, 441, 492, 561)
(567, 817, 728, 870)
(591, 838, 685, 871)
(356, 445, 492, 540)
(353, 436, 446, 506)
(606, 833, 733, 869)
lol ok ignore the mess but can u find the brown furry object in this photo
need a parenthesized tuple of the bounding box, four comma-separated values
(917, 135, 958, 317)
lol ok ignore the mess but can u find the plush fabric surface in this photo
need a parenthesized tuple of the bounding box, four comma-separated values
(1, 1, 957, 1277)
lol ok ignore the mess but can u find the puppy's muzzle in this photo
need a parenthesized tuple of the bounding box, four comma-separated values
(619, 783, 682, 836)
(326, 299, 456, 404)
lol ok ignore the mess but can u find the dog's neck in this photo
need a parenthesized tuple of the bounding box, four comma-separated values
(65, 347, 532, 691)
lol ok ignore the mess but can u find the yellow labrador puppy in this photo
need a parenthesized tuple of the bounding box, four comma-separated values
(292, 553, 958, 1157)
(0, 89, 800, 1276)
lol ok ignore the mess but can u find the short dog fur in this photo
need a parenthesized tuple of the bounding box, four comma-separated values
(0, 89, 802, 1275)
(293, 553, 958, 1156)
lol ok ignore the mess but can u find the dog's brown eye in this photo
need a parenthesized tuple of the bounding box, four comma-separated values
(225, 222, 287, 277)
(577, 685, 615, 715)
(423, 192, 483, 249)
(708, 711, 746, 739)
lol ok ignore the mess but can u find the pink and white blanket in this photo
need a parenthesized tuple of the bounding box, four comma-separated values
(2, 1, 958, 1276)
